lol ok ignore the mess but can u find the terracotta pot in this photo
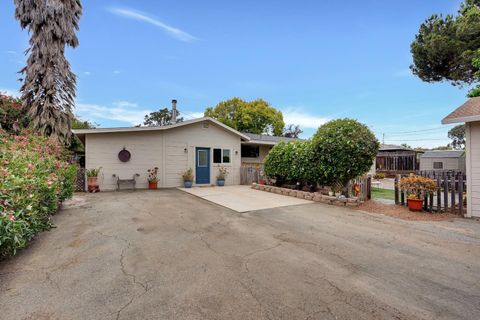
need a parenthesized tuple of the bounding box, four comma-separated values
(407, 198, 423, 212)
(148, 181, 158, 190)
(87, 176, 98, 187)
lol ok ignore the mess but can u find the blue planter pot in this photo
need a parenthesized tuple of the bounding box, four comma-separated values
(217, 179, 225, 187)
(184, 180, 193, 188)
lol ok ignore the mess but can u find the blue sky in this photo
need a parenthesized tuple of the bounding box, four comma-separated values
(0, 0, 472, 148)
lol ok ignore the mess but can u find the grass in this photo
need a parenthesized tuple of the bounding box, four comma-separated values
(371, 188, 395, 201)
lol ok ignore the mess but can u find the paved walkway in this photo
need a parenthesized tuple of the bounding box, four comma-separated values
(178, 185, 311, 212)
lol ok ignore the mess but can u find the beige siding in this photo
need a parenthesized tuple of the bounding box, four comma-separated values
(85, 131, 164, 191)
(419, 157, 465, 171)
(241, 145, 272, 165)
(85, 120, 242, 190)
(467, 122, 480, 217)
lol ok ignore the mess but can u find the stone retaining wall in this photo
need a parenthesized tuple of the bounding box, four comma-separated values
(251, 183, 361, 207)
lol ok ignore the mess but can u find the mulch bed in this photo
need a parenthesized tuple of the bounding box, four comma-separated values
(357, 200, 459, 221)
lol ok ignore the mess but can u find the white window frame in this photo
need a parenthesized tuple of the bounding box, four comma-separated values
(433, 161, 443, 169)
(213, 148, 231, 164)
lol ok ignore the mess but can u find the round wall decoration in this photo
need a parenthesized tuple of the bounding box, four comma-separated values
(118, 148, 131, 162)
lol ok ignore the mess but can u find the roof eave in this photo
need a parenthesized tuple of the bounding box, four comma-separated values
(442, 115, 480, 124)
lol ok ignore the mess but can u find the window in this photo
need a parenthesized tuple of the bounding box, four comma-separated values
(197, 150, 208, 167)
(241, 145, 260, 158)
(213, 148, 231, 164)
(433, 162, 443, 169)
(223, 149, 230, 163)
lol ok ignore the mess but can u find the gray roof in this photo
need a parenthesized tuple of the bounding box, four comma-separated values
(379, 144, 414, 151)
(242, 133, 300, 145)
(420, 150, 465, 158)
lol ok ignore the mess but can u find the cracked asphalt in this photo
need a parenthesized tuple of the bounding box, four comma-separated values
(1, 189, 480, 320)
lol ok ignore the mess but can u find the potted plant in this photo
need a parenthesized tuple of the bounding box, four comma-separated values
(216, 166, 229, 186)
(400, 175, 436, 212)
(86, 167, 102, 189)
(182, 168, 194, 188)
(147, 167, 159, 189)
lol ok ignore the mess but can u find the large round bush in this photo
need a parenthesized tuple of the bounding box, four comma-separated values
(312, 119, 379, 186)
(264, 140, 320, 185)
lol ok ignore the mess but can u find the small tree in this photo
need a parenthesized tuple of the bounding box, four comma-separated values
(141, 108, 184, 127)
(283, 124, 303, 138)
(312, 119, 379, 187)
(448, 124, 466, 150)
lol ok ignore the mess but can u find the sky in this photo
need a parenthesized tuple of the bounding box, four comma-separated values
(0, 0, 473, 148)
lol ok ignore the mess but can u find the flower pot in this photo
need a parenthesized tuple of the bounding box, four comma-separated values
(259, 179, 266, 185)
(184, 180, 193, 188)
(217, 179, 225, 187)
(148, 181, 158, 190)
(87, 176, 98, 187)
(407, 198, 423, 212)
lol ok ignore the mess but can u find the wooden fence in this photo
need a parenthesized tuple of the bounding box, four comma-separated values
(240, 165, 263, 185)
(394, 171, 466, 214)
(350, 176, 371, 201)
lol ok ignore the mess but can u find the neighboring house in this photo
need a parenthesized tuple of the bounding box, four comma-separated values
(241, 133, 298, 166)
(376, 144, 419, 176)
(442, 96, 480, 218)
(73, 117, 292, 190)
(419, 150, 465, 173)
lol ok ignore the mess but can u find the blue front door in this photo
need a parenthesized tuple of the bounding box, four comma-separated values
(196, 147, 210, 184)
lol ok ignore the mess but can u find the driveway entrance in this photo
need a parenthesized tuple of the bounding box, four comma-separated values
(179, 185, 312, 212)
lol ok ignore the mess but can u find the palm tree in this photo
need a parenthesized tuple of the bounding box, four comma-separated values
(15, 0, 82, 143)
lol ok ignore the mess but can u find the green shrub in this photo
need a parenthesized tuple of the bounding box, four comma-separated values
(312, 118, 379, 186)
(0, 131, 77, 256)
(264, 140, 320, 185)
(373, 173, 385, 180)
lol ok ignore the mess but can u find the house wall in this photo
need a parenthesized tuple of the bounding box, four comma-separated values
(466, 122, 480, 218)
(419, 157, 466, 172)
(85, 121, 242, 191)
(241, 144, 272, 165)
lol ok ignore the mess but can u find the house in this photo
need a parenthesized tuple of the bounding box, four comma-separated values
(375, 144, 419, 176)
(419, 150, 465, 173)
(240, 133, 298, 166)
(73, 116, 292, 191)
(442, 96, 480, 218)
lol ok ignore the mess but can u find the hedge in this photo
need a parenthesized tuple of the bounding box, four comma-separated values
(264, 118, 379, 187)
(0, 131, 77, 256)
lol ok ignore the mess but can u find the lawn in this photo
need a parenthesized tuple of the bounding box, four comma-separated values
(372, 187, 395, 201)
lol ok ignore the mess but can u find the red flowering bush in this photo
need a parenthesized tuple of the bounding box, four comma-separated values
(0, 94, 29, 133)
(0, 130, 77, 256)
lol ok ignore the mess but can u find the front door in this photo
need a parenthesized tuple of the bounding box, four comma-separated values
(196, 147, 210, 184)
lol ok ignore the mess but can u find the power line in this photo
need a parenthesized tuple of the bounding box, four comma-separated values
(385, 138, 447, 142)
(383, 126, 450, 135)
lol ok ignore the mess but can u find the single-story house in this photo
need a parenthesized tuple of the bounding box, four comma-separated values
(375, 144, 419, 176)
(73, 117, 292, 191)
(419, 150, 466, 173)
(442, 96, 480, 218)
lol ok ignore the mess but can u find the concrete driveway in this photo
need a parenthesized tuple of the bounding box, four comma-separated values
(179, 185, 312, 212)
(1, 190, 480, 320)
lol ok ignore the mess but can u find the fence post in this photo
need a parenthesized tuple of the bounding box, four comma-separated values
(366, 176, 371, 200)
(459, 175, 464, 216)
(394, 175, 399, 205)
(443, 174, 449, 212)
(451, 174, 456, 214)
(437, 176, 441, 213)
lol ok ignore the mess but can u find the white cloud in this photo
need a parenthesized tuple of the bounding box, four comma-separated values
(281, 108, 329, 129)
(6, 50, 17, 54)
(76, 102, 152, 126)
(0, 88, 20, 98)
(109, 7, 198, 42)
(113, 70, 121, 75)
(83, 71, 91, 76)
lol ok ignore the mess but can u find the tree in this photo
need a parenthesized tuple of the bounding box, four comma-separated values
(312, 119, 379, 186)
(15, 0, 82, 144)
(0, 93, 29, 133)
(204, 98, 285, 136)
(410, 0, 480, 87)
(283, 124, 303, 138)
(468, 49, 480, 97)
(141, 108, 184, 127)
(448, 124, 466, 149)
